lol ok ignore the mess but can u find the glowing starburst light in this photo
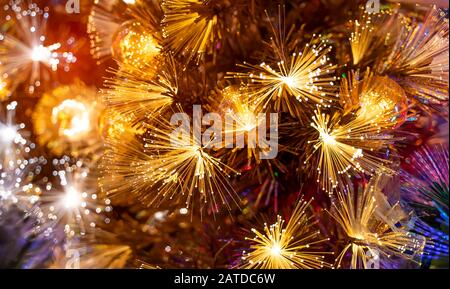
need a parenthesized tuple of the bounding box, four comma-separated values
(240, 199, 332, 269)
(0, 2, 76, 93)
(229, 39, 337, 118)
(305, 108, 395, 193)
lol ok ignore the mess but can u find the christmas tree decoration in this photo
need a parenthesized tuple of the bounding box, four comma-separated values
(88, 0, 129, 62)
(32, 83, 104, 157)
(214, 85, 268, 167)
(401, 146, 448, 220)
(339, 69, 408, 128)
(103, 56, 177, 123)
(161, 0, 223, 66)
(239, 199, 332, 269)
(0, 1, 76, 94)
(348, 5, 400, 66)
(330, 175, 426, 269)
(89, 0, 163, 63)
(111, 21, 161, 68)
(0, 0, 448, 271)
(377, 5, 449, 103)
(100, 109, 241, 216)
(229, 37, 338, 119)
(401, 145, 449, 268)
(305, 107, 396, 194)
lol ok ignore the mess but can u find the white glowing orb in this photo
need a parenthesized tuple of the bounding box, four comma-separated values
(51, 99, 91, 138)
(320, 131, 336, 145)
(30, 43, 62, 70)
(122, 0, 136, 4)
(0, 187, 12, 199)
(63, 186, 82, 209)
(31, 45, 51, 62)
(0, 125, 18, 144)
(281, 76, 296, 88)
(270, 244, 282, 256)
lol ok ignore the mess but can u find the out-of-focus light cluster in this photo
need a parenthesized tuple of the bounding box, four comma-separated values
(32, 83, 104, 157)
(0, 1, 76, 94)
(51, 99, 91, 139)
(40, 157, 112, 238)
(1, 102, 46, 211)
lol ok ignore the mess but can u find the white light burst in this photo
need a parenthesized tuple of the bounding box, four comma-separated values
(40, 158, 112, 237)
(0, 1, 76, 93)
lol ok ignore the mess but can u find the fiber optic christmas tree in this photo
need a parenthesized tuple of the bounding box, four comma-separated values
(0, 0, 448, 269)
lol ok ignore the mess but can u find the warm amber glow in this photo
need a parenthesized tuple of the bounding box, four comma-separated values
(112, 22, 161, 69)
(51, 100, 91, 139)
(0, 78, 10, 100)
(32, 84, 102, 156)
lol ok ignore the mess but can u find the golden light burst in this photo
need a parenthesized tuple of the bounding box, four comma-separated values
(305, 108, 395, 194)
(142, 113, 240, 213)
(349, 14, 374, 66)
(88, 0, 162, 63)
(32, 83, 103, 156)
(377, 5, 449, 102)
(240, 199, 332, 269)
(99, 120, 147, 201)
(87, 0, 128, 62)
(111, 21, 161, 69)
(218, 85, 266, 166)
(103, 55, 178, 123)
(39, 160, 113, 237)
(0, 1, 76, 93)
(339, 70, 408, 128)
(329, 175, 426, 269)
(100, 108, 240, 215)
(101, 108, 144, 140)
(161, 0, 221, 66)
(229, 38, 337, 118)
(349, 5, 398, 65)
